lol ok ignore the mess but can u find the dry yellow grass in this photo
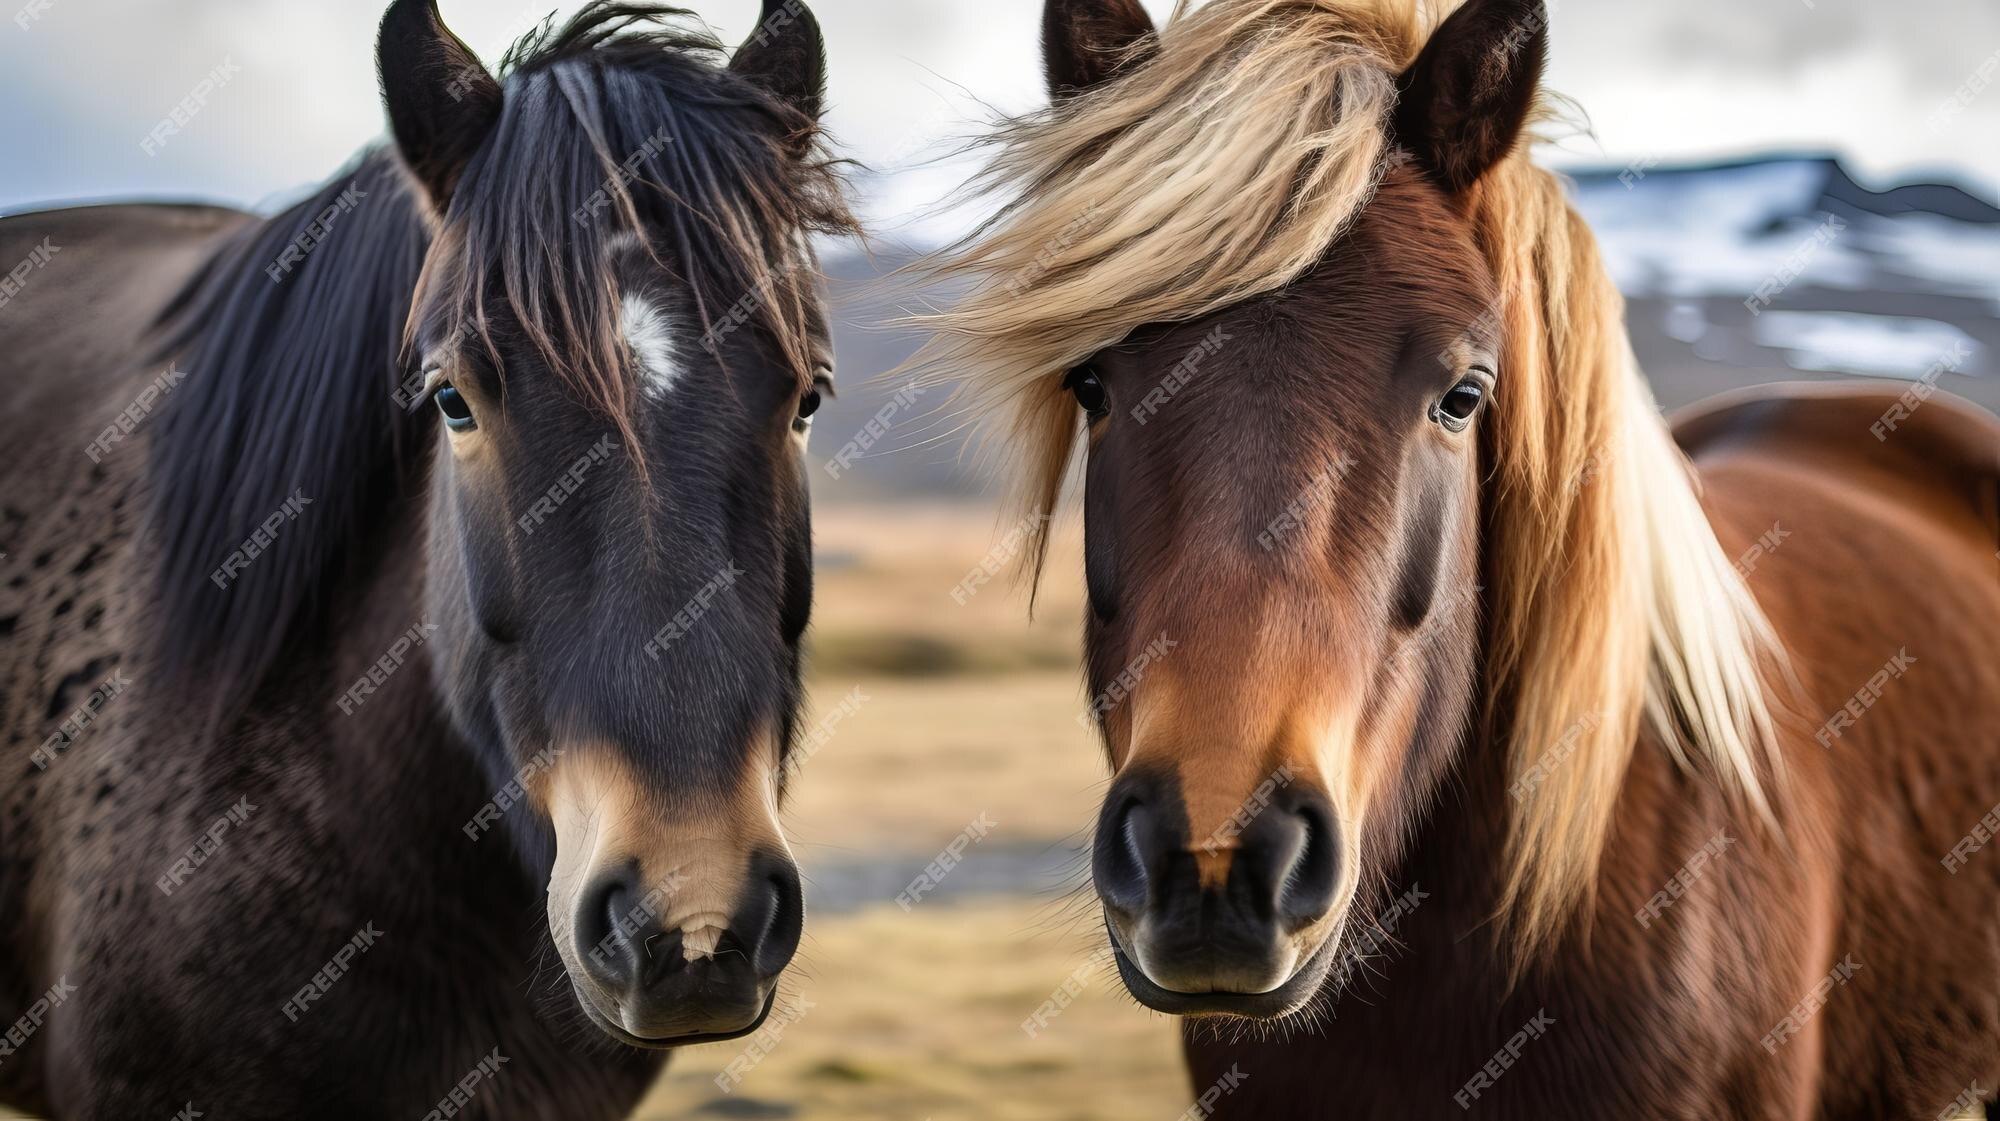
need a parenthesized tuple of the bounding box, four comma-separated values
(634, 898, 1186, 1121)
(806, 502, 1085, 678)
(784, 671, 1107, 859)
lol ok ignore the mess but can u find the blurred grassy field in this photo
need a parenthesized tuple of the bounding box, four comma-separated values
(805, 502, 1084, 679)
(627, 503, 1188, 1120)
(635, 897, 1184, 1120)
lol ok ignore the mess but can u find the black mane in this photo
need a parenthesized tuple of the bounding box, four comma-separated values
(147, 153, 430, 721)
(146, 3, 852, 720)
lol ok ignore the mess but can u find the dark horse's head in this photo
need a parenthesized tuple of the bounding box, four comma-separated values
(384, 0, 851, 1047)
(150, 0, 851, 1047)
(922, 0, 1780, 1022)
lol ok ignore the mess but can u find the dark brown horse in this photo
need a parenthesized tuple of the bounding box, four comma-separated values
(0, 1, 850, 1115)
(920, 0, 2000, 1115)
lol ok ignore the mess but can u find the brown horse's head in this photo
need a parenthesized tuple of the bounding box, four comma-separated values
(1047, 0, 1527, 1019)
(1070, 173, 1496, 1019)
(924, 0, 1785, 1021)
(378, 0, 847, 1046)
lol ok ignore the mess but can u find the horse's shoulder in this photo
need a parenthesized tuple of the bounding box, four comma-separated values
(1671, 380, 2000, 517)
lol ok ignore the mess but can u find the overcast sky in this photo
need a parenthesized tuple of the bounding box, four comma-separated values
(2, 0, 1995, 229)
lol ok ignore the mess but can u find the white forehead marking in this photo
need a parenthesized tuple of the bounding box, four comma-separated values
(620, 294, 681, 396)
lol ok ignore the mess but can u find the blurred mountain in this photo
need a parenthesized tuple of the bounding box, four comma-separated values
(1566, 154, 1997, 409)
(806, 154, 1997, 504)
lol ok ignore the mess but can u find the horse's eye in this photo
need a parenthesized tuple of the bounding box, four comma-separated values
(796, 371, 832, 431)
(1065, 365, 1108, 419)
(434, 384, 476, 431)
(1432, 378, 1485, 432)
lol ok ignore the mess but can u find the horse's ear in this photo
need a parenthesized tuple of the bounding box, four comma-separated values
(1043, 0, 1157, 101)
(378, 0, 502, 212)
(1392, 0, 1547, 194)
(729, 0, 827, 123)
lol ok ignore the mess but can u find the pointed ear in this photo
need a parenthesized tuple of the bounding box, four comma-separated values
(1392, 0, 1547, 194)
(378, 0, 502, 212)
(730, 0, 827, 123)
(1043, 0, 1157, 102)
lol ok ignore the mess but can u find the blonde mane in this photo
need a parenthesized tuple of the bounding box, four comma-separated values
(910, 0, 1789, 960)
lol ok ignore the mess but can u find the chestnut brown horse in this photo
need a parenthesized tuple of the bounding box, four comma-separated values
(918, 0, 2000, 1116)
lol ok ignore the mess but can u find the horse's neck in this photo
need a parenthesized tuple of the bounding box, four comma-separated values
(1384, 727, 1550, 939)
(1386, 715, 1697, 990)
(300, 482, 460, 793)
(1393, 725, 1514, 910)
(227, 487, 548, 927)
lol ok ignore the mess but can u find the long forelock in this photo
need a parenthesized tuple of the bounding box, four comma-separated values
(906, 0, 1426, 583)
(414, 4, 854, 445)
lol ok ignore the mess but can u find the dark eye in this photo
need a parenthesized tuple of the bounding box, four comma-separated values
(1432, 378, 1485, 432)
(1065, 365, 1108, 419)
(434, 384, 476, 431)
(796, 371, 831, 432)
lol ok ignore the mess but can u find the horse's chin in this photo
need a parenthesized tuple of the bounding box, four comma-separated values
(1104, 917, 1340, 1022)
(569, 982, 777, 1051)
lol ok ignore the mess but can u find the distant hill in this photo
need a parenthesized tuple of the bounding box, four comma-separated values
(1568, 153, 2000, 226)
(807, 155, 1997, 504)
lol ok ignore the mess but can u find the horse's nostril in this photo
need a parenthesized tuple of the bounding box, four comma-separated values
(1276, 802, 1338, 927)
(605, 885, 636, 941)
(1093, 793, 1153, 913)
(740, 851, 804, 977)
(575, 864, 648, 987)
